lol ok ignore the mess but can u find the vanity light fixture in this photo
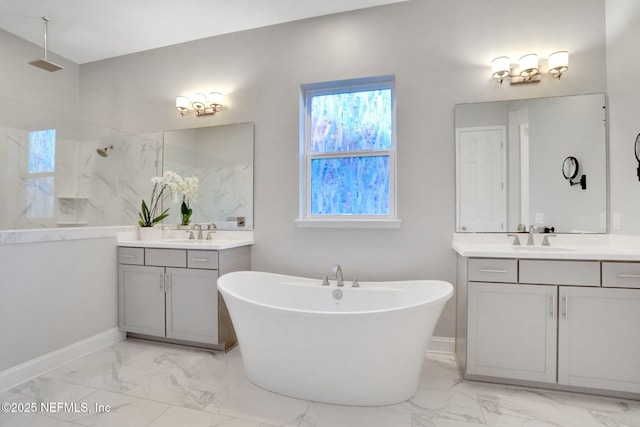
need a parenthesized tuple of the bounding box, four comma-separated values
(491, 56, 511, 84)
(176, 92, 224, 117)
(519, 54, 539, 80)
(548, 51, 569, 79)
(491, 51, 569, 85)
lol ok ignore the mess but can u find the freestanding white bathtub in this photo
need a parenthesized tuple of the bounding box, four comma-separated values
(217, 271, 453, 406)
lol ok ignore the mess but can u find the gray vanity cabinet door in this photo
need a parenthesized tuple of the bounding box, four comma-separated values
(165, 267, 219, 344)
(558, 287, 640, 393)
(119, 265, 166, 337)
(467, 282, 557, 383)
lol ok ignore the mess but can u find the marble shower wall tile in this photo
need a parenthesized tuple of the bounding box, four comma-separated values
(0, 124, 161, 229)
(163, 163, 253, 229)
(77, 134, 161, 227)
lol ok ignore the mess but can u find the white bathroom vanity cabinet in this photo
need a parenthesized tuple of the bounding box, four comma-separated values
(117, 241, 251, 351)
(454, 235, 640, 399)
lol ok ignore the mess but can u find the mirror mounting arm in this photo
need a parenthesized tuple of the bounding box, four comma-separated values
(569, 174, 587, 190)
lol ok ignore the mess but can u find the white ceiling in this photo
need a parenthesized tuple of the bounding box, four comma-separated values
(0, 0, 408, 64)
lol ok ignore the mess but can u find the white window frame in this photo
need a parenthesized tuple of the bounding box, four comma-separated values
(296, 76, 400, 229)
(24, 129, 56, 219)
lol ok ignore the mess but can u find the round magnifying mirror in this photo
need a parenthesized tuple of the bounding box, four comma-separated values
(562, 156, 579, 180)
(635, 133, 640, 163)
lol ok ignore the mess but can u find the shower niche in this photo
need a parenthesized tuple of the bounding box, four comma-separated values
(56, 195, 89, 227)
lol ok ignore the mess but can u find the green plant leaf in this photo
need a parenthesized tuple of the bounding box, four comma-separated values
(151, 208, 170, 225)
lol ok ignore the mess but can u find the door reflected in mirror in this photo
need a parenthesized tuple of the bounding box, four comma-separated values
(455, 94, 607, 234)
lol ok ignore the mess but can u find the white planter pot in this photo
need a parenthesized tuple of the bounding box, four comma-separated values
(138, 226, 161, 240)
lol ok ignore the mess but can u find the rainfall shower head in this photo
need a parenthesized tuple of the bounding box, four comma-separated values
(97, 145, 114, 157)
(29, 17, 64, 72)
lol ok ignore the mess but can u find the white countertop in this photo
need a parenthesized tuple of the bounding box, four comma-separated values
(117, 238, 253, 250)
(117, 228, 254, 250)
(452, 233, 640, 261)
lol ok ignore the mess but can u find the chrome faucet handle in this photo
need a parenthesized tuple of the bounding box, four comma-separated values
(541, 234, 556, 246)
(207, 223, 217, 230)
(186, 231, 195, 240)
(206, 231, 215, 240)
(527, 225, 536, 246)
(315, 274, 330, 286)
(352, 277, 362, 287)
(507, 234, 521, 246)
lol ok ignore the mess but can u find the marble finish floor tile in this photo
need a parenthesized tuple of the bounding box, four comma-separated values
(146, 405, 277, 427)
(2, 339, 640, 426)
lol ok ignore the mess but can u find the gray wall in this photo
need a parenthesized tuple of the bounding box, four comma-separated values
(0, 238, 117, 371)
(0, 28, 78, 114)
(606, 0, 640, 233)
(77, 0, 607, 337)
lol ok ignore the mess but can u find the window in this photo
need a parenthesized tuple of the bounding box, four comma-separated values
(26, 129, 56, 218)
(298, 76, 399, 228)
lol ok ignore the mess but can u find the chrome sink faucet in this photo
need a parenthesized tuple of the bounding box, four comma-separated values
(332, 264, 344, 287)
(192, 223, 203, 240)
(527, 224, 536, 246)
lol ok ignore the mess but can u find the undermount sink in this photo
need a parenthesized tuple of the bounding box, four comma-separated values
(512, 246, 575, 252)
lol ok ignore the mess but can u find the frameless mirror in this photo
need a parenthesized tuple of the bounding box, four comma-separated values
(162, 123, 254, 230)
(455, 94, 607, 233)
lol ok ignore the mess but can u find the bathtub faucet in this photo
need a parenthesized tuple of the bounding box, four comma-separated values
(332, 264, 344, 287)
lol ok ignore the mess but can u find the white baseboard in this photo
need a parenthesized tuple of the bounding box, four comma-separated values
(427, 336, 455, 354)
(0, 327, 125, 393)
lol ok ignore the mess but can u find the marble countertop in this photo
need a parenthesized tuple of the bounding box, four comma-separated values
(452, 233, 640, 261)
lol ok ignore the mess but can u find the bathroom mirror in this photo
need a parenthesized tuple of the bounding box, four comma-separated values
(162, 123, 254, 230)
(455, 93, 607, 233)
(562, 156, 579, 180)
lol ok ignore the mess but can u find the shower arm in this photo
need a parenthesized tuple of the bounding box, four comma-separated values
(41, 17, 50, 61)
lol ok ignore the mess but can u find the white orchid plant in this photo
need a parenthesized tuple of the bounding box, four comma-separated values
(178, 176, 199, 226)
(138, 171, 198, 228)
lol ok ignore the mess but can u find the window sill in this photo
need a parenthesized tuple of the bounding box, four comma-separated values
(294, 218, 402, 229)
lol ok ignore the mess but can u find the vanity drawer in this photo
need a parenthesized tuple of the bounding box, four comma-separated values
(602, 262, 640, 289)
(187, 250, 218, 270)
(145, 249, 186, 268)
(519, 260, 600, 286)
(118, 247, 144, 265)
(468, 258, 517, 283)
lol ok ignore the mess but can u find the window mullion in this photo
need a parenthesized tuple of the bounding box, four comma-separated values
(309, 150, 393, 160)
